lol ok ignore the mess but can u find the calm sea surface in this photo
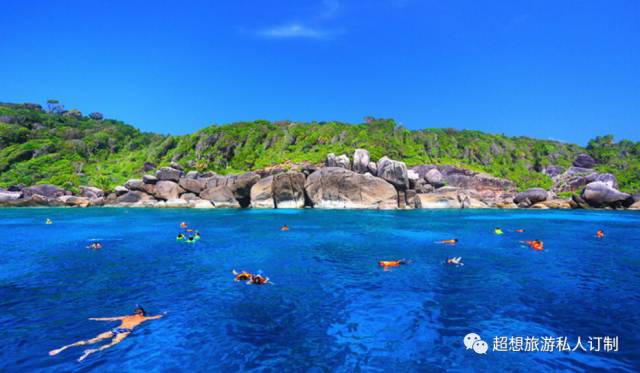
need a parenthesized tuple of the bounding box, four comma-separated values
(1, 208, 639, 372)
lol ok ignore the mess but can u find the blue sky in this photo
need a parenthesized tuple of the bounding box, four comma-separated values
(0, 0, 638, 145)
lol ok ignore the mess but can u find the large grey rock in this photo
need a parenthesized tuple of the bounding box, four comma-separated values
(368, 162, 378, 176)
(594, 173, 617, 189)
(200, 186, 241, 208)
(79, 186, 104, 199)
(126, 179, 155, 195)
(377, 156, 409, 190)
(304, 167, 397, 209)
(326, 153, 350, 169)
(178, 178, 204, 194)
(581, 181, 632, 208)
(58, 195, 91, 207)
(114, 186, 128, 196)
(125, 179, 145, 191)
(155, 167, 182, 182)
(273, 172, 306, 208)
(513, 188, 549, 207)
(573, 153, 596, 169)
(0, 190, 22, 203)
(425, 168, 445, 188)
(412, 165, 515, 192)
(250, 176, 275, 208)
(186, 171, 199, 179)
(153, 180, 184, 201)
(205, 172, 260, 207)
(542, 165, 564, 177)
(552, 168, 617, 193)
(22, 184, 66, 199)
(142, 174, 158, 184)
(117, 191, 148, 204)
(352, 149, 370, 174)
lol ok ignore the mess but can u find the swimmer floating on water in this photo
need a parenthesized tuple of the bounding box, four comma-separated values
(494, 227, 503, 235)
(232, 270, 253, 281)
(446, 257, 464, 266)
(232, 270, 272, 285)
(515, 229, 525, 233)
(378, 259, 411, 271)
(435, 239, 458, 245)
(281, 225, 289, 231)
(45, 218, 52, 225)
(522, 240, 544, 251)
(176, 233, 185, 241)
(87, 242, 102, 250)
(596, 229, 604, 238)
(180, 222, 187, 229)
(49, 306, 165, 362)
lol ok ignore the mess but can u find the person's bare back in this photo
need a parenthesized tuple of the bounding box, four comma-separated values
(49, 306, 165, 362)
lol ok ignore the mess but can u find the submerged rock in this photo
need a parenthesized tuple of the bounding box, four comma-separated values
(304, 167, 397, 209)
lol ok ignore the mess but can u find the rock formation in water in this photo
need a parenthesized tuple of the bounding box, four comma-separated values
(1, 150, 638, 210)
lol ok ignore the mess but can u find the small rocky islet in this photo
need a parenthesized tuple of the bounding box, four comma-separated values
(1, 150, 638, 210)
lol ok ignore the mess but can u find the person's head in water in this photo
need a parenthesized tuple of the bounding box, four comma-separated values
(134, 307, 146, 316)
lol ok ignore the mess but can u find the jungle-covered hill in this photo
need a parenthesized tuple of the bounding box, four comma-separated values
(1, 101, 638, 193)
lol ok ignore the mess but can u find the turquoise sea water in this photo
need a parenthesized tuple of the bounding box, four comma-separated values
(1, 208, 639, 372)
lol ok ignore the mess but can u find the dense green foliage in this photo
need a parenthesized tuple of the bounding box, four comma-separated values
(0, 102, 638, 193)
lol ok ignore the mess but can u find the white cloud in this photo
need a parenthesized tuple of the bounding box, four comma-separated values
(257, 23, 330, 39)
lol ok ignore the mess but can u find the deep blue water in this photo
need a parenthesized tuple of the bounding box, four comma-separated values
(1, 208, 639, 372)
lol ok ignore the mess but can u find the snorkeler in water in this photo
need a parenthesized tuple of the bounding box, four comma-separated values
(186, 236, 196, 244)
(248, 274, 271, 285)
(88, 242, 102, 250)
(446, 257, 464, 266)
(522, 240, 544, 251)
(515, 229, 525, 233)
(176, 233, 185, 241)
(281, 225, 289, 231)
(49, 306, 165, 362)
(494, 227, 503, 235)
(232, 270, 253, 282)
(596, 229, 604, 238)
(436, 239, 458, 245)
(378, 259, 410, 268)
(46, 218, 53, 225)
(180, 222, 187, 229)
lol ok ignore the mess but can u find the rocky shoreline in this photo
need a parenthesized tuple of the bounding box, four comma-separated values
(1, 150, 639, 210)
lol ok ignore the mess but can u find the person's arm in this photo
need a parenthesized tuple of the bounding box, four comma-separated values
(88, 316, 125, 321)
(145, 312, 167, 320)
